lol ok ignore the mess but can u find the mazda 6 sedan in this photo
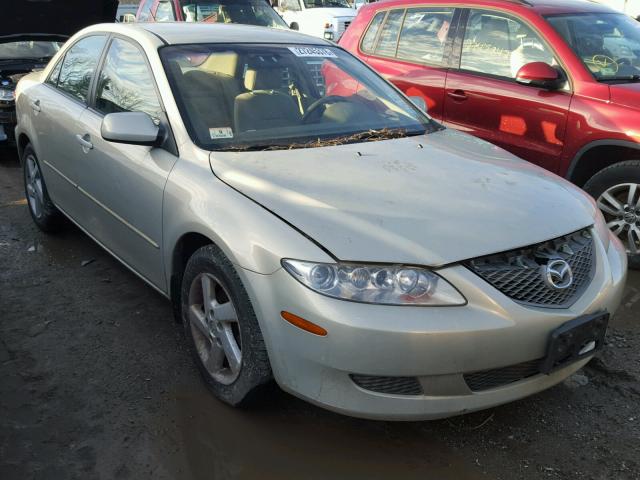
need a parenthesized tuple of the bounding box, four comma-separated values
(15, 22, 627, 420)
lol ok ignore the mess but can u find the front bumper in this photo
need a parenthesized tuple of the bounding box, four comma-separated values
(240, 231, 627, 420)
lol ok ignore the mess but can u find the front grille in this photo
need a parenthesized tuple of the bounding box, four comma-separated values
(338, 20, 351, 35)
(350, 374, 422, 395)
(465, 229, 595, 308)
(464, 359, 542, 392)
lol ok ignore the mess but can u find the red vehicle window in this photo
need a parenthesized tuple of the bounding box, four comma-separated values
(361, 11, 386, 53)
(396, 7, 454, 66)
(375, 10, 405, 57)
(460, 9, 557, 79)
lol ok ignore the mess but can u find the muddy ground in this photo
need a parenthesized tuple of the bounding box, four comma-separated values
(1, 146, 639, 480)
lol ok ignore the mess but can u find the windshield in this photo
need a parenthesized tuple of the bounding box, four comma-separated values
(180, 1, 288, 28)
(546, 13, 640, 81)
(160, 44, 437, 151)
(303, 0, 351, 9)
(0, 41, 62, 60)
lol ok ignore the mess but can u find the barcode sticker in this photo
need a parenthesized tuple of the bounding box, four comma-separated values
(288, 47, 337, 58)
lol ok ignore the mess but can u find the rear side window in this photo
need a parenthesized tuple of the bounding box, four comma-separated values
(396, 7, 454, 65)
(375, 9, 405, 57)
(56, 35, 107, 103)
(95, 38, 163, 120)
(460, 9, 556, 78)
(361, 11, 386, 53)
(137, 0, 155, 21)
(46, 59, 62, 86)
(155, 0, 176, 21)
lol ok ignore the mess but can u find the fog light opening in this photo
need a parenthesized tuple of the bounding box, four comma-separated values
(281, 311, 327, 336)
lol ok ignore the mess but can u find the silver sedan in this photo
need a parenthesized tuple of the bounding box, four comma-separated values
(15, 22, 627, 420)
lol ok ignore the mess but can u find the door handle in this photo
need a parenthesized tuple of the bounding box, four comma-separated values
(75, 134, 94, 151)
(447, 90, 468, 101)
(30, 99, 41, 112)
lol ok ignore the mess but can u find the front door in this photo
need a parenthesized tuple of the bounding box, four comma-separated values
(74, 37, 178, 290)
(443, 9, 572, 173)
(363, 6, 456, 120)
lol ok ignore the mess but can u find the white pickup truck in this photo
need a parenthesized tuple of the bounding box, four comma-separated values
(276, 0, 356, 40)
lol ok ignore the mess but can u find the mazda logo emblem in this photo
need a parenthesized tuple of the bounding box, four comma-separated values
(543, 259, 573, 290)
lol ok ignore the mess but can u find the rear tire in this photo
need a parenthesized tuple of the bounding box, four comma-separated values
(22, 144, 64, 233)
(181, 244, 272, 406)
(584, 160, 640, 269)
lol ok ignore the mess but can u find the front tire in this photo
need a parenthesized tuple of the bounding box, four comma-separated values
(22, 144, 63, 233)
(584, 160, 640, 269)
(181, 244, 272, 406)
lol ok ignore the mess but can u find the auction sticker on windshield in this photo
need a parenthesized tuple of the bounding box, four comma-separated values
(209, 127, 234, 139)
(288, 47, 337, 58)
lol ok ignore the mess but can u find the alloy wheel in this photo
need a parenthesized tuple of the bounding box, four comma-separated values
(597, 182, 640, 255)
(187, 273, 242, 385)
(25, 154, 44, 219)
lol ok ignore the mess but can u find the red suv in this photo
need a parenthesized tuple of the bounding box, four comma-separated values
(340, 0, 640, 266)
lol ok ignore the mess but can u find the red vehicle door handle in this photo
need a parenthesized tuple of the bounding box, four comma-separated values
(447, 90, 468, 101)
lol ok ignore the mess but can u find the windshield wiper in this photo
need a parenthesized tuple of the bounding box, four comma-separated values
(216, 128, 423, 152)
(600, 74, 640, 83)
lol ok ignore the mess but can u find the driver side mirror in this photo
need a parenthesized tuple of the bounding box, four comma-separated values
(290, 22, 299, 30)
(101, 112, 161, 146)
(515, 62, 564, 90)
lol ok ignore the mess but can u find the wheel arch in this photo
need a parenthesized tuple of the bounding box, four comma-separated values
(169, 232, 216, 314)
(17, 133, 31, 163)
(566, 140, 640, 187)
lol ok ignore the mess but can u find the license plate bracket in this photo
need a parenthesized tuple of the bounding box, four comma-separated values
(540, 312, 609, 374)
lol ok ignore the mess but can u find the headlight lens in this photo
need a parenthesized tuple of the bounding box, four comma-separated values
(0, 88, 15, 101)
(282, 259, 466, 306)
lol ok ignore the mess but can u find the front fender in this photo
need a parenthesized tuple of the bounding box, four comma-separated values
(162, 149, 334, 286)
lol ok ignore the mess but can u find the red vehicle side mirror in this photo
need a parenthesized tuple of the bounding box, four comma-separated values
(515, 62, 564, 90)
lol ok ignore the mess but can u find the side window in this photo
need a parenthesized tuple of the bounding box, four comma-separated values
(95, 38, 163, 121)
(396, 7, 454, 65)
(460, 10, 556, 78)
(46, 58, 63, 87)
(374, 10, 405, 58)
(361, 11, 386, 53)
(155, 1, 176, 21)
(137, 0, 155, 21)
(57, 35, 107, 103)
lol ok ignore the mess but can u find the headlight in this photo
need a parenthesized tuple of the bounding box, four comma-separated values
(0, 88, 15, 101)
(593, 206, 611, 251)
(282, 259, 466, 306)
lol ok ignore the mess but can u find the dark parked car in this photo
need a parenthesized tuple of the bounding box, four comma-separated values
(0, 0, 118, 146)
(340, 0, 640, 266)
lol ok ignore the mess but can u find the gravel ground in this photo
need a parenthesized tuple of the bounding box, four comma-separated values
(1, 147, 639, 480)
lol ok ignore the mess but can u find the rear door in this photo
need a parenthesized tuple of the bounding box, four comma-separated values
(75, 36, 178, 289)
(443, 8, 572, 173)
(32, 35, 107, 220)
(363, 6, 458, 120)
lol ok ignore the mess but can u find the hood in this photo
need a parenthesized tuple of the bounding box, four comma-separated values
(609, 82, 640, 111)
(0, 0, 118, 43)
(209, 129, 596, 266)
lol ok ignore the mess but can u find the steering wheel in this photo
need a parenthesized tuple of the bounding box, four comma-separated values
(302, 95, 351, 123)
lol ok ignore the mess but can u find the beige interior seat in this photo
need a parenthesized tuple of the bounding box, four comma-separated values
(234, 68, 301, 133)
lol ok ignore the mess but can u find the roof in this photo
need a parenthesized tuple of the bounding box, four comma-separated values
(523, 0, 615, 15)
(365, 0, 616, 15)
(137, 22, 330, 46)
